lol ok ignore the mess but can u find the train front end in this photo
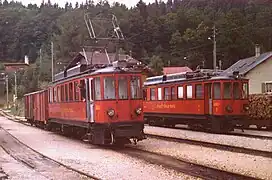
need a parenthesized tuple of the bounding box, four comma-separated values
(208, 76, 249, 132)
(90, 67, 146, 145)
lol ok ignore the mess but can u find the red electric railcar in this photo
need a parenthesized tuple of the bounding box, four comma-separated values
(25, 64, 146, 145)
(143, 70, 249, 132)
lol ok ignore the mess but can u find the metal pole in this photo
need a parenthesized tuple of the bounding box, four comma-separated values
(6, 75, 9, 109)
(40, 48, 42, 65)
(51, 42, 54, 82)
(213, 25, 217, 70)
(14, 71, 17, 106)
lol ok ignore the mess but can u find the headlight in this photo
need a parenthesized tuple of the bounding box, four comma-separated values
(243, 104, 249, 111)
(107, 109, 115, 117)
(135, 107, 142, 115)
(225, 105, 233, 113)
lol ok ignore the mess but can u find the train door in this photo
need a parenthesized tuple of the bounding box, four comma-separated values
(85, 78, 94, 123)
(204, 83, 212, 114)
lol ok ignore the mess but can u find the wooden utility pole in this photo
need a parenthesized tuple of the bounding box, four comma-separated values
(213, 25, 217, 70)
(51, 42, 54, 82)
(6, 75, 9, 108)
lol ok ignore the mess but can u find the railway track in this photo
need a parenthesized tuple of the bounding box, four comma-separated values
(0, 112, 264, 179)
(146, 134, 272, 159)
(146, 124, 272, 141)
(0, 127, 100, 180)
(117, 147, 258, 180)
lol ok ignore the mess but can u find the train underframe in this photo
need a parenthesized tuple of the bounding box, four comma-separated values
(26, 118, 146, 145)
(145, 113, 248, 133)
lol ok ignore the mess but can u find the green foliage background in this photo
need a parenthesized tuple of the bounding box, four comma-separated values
(0, 0, 271, 98)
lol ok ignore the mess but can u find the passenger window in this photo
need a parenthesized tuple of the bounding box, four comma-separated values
(164, 87, 171, 100)
(57, 86, 61, 102)
(150, 88, 156, 100)
(143, 89, 147, 100)
(61, 85, 65, 102)
(186, 85, 193, 99)
(74, 81, 79, 101)
(223, 82, 232, 99)
(54, 88, 57, 102)
(69, 83, 73, 101)
(65, 84, 69, 102)
(195, 84, 203, 99)
(94, 77, 101, 100)
(79, 80, 86, 100)
(178, 86, 184, 99)
(171, 87, 176, 100)
(119, 76, 128, 99)
(158, 88, 162, 100)
(104, 77, 116, 100)
(233, 82, 240, 99)
(213, 82, 221, 99)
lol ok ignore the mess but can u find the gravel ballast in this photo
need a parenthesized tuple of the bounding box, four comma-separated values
(145, 125, 272, 152)
(0, 117, 195, 180)
(130, 137, 272, 179)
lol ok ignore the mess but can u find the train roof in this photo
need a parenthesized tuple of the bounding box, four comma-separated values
(144, 70, 248, 86)
(24, 89, 47, 97)
(50, 63, 143, 86)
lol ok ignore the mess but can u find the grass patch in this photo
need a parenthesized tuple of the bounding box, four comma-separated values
(10, 99, 24, 117)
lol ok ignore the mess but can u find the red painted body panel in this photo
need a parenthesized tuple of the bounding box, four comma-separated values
(143, 100, 204, 115)
(95, 100, 143, 124)
(48, 102, 86, 121)
(212, 100, 248, 116)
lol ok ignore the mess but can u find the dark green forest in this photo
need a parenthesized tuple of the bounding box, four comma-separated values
(0, 0, 272, 98)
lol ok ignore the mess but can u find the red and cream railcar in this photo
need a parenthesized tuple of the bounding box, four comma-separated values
(24, 90, 48, 126)
(39, 65, 145, 145)
(143, 71, 249, 132)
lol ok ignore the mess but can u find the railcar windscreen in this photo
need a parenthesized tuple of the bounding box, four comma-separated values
(242, 83, 248, 99)
(104, 77, 116, 100)
(213, 83, 221, 99)
(131, 76, 141, 99)
(119, 76, 128, 99)
(233, 82, 240, 99)
(223, 82, 232, 99)
(94, 77, 101, 100)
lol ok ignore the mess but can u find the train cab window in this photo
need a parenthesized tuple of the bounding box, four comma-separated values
(223, 82, 232, 99)
(150, 88, 156, 100)
(178, 86, 184, 99)
(74, 81, 79, 101)
(158, 88, 162, 100)
(233, 82, 240, 99)
(119, 76, 128, 99)
(65, 84, 69, 102)
(79, 80, 86, 101)
(164, 87, 171, 100)
(242, 83, 248, 99)
(186, 85, 193, 99)
(213, 82, 221, 99)
(171, 87, 176, 100)
(104, 77, 116, 100)
(94, 77, 101, 100)
(69, 83, 73, 101)
(131, 76, 141, 99)
(195, 84, 203, 99)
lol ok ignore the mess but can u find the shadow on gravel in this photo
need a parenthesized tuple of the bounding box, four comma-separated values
(0, 168, 8, 179)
